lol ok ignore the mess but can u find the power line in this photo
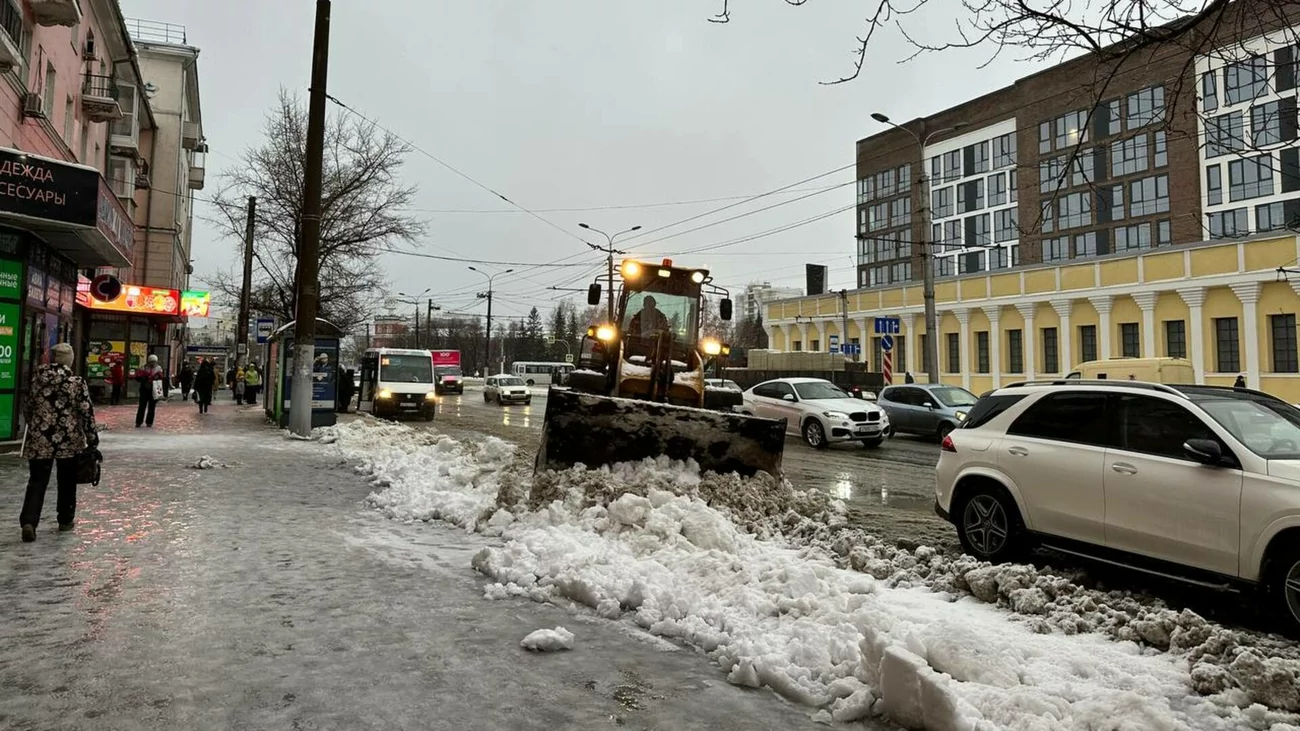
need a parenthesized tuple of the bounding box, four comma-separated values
(401, 184, 844, 214)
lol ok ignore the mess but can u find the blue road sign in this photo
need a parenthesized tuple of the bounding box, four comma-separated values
(841, 343, 860, 356)
(881, 334, 894, 352)
(255, 317, 276, 344)
(874, 316, 901, 335)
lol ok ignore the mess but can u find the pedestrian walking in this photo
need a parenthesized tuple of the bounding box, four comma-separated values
(19, 343, 98, 542)
(194, 359, 216, 414)
(337, 368, 355, 414)
(108, 360, 125, 405)
(179, 361, 194, 401)
(226, 365, 238, 401)
(243, 363, 261, 405)
(135, 355, 165, 428)
(1234, 374, 1247, 388)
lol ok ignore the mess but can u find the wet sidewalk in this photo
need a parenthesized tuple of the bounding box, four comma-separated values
(0, 399, 845, 730)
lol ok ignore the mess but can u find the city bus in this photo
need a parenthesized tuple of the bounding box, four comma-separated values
(358, 348, 437, 420)
(510, 361, 575, 386)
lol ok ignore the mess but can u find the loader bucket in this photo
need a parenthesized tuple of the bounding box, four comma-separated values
(535, 387, 787, 478)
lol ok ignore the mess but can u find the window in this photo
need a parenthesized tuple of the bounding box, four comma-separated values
(946, 332, 960, 373)
(1224, 56, 1268, 106)
(1279, 44, 1300, 92)
(975, 331, 990, 373)
(1127, 86, 1165, 129)
(868, 202, 888, 231)
(992, 133, 1016, 168)
(1206, 164, 1222, 206)
(1039, 157, 1065, 194)
(792, 341, 802, 352)
(857, 177, 874, 204)
(1154, 131, 1167, 167)
(1058, 191, 1092, 229)
(965, 213, 990, 248)
(1070, 151, 1095, 186)
(897, 164, 912, 194)
(1130, 175, 1170, 216)
(1074, 232, 1098, 258)
(1157, 219, 1172, 246)
(1042, 236, 1069, 262)
(958, 249, 985, 274)
(943, 150, 962, 183)
(1165, 320, 1186, 358)
(63, 96, 72, 141)
(1111, 135, 1149, 177)
(1115, 222, 1152, 251)
(890, 261, 912, 283)
(1207, 112, 1245, 157)
(1252, 100, 1283, 147)
(1007, 392, 1114, 447)
(1010, 168, 1019, 203)
(1207, 208, 1249, 238)
(1098, 185, 1124, 223)
(990, 244, 1019, 270)
(890, 197, 911, 227)
(811, 339, 821, 352)
(1214, 317, 1240, 373)
(107, 155, 133, 197)
(920, 333, 931, 374)
(1271, 314, 1298, 373)
(1093, 99, 1122, 138)
(1055, 110, 1088, 150)
(940, 219, 961, 248)
(1042, 327, 1059, 373)
(877, 168, 896, 198)
(1008, 329, 1024, 373)
(1039, 121, 1052, 154)
(965, 141, 990, 176)
(1119, 395, 1220, 461)
(994, 208, 1018, 242)
(932, 187, 954, 218)
(933, 255, 954, 278)
(43, 62, 56, 118)
(1257, 201, 1286, 231)
(1079, 324, 1098, 363)
(1228, 155, 1274, 201)
(1202, 71, 1218, 113)
(964, 394, 1028, 430)
(957, 179, 984, 213)
(1120, 322, 1140, 358)
(930, 156, 941, 180)
(988, 173, 1007, 206)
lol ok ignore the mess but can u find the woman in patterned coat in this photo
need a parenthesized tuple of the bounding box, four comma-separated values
(19, 343, 98, 543)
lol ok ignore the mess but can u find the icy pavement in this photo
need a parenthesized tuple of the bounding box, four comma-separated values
(331, 417, 1300, 730)
(0, 401, 841, 730)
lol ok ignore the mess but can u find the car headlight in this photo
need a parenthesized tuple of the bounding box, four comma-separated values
(595, 324, 618, 342)
(621, 260, 642, 279)
(701, 339, 722, 356)
(377, 389, 392, 399)
(425, 392, 438, 401)
(823, 411, 849, 420)
(956, 410, 968, 421)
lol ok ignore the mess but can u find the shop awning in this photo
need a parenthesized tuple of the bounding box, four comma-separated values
(0, 147, 133, 267)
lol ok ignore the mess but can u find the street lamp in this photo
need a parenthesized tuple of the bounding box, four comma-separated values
(872, 112, 966, 384)
(469, 265, 514, 375)
(395, 288, 432, 348)
(578, 222, 642, 321)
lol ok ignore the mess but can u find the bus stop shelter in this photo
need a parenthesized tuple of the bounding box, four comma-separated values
(265, 318, 342, 429)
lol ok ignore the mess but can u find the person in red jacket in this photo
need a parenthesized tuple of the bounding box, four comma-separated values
(109, 360, 125, 406)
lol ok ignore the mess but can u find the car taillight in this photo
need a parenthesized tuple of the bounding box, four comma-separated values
(941, 435, 956, 453)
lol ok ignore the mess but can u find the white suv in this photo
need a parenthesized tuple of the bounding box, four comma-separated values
(935, 380, 1300, 631)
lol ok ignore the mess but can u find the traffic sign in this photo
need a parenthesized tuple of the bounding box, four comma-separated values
(874, 316, 901, 335)
(829, 334, 840, 354)
(881, 334, 894, 352)
(564, 354, 574, 363)
(841, 343, 860, 356)
(255, 317, 276, 344)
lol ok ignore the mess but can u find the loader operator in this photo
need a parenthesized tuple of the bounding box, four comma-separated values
(627, 296, 671, 338)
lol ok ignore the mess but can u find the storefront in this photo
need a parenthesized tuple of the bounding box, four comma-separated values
(77, 279, 183, 401)
(0, 147, 133, 439)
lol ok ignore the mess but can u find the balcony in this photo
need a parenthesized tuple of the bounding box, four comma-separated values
(0, 0, 22, 72)
(188, 165, 205, 191)
(182, 121, 201, 150)
(29, 0, 82, 28)
(82, 75, 123, 122)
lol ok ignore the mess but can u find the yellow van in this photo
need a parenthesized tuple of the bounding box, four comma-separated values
(1065, 357, 1196, 383)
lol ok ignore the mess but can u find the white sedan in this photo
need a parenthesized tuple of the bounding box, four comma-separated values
(739, 377, 891, 449)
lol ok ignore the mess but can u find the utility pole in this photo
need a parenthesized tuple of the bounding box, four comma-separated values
(426, 300, 439, 348)
(578, 223, 641, 322)
(288, 0, 331, 437)
(470, 266, 512, 375)
(236, 196, 256, 368)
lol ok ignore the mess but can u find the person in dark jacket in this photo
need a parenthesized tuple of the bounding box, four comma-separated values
(135, 355, 165, 428)
(337, 368, 356, 413)
(1234, 374, 1247, 388)
(19, 343, 97, 542)
(904, 372, 915, 384)
(178, 362, 194, 401)
(194, 360, 217, 414)
(226, 366, 238, 400)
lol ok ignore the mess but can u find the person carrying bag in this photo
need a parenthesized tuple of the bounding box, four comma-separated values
(19, 343, 98, 542)
(135, 355, 165, 428)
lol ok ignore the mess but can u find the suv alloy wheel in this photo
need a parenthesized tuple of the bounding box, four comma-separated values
(803, 418, 827, 449)
(957, 487, 1021, 562)
(1272, 545, 1300, 635)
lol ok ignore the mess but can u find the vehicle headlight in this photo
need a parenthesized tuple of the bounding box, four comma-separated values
(596, 324, 618, 342)
(823, 411, 849, 420)
(956, 410, 968, 421)
(621, 260, 642, 279)
(425, 392, 438, 401)
(690, 270, 705, 284)
(377, 389, 392, 399)
(701, 339, 722, 356)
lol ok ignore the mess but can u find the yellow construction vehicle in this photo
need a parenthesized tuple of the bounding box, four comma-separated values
(535, 258, 786, 478)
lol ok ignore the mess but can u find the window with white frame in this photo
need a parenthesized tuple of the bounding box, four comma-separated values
(942, 150, 961, 182)
(994, 208, 1018, 242)
(1202, 71, 1218, 113)
(1256, 201, 1286, 231)
(1206, 164, 1223, 206)
(932, 186, 954, 218)
(1207, 112, 1245, 157)
(1207, 208, 1249, 238)
(1228, 155, 1274, 201)
(957, 179, 984, 213)
(965, 213, 990, 248)
(992, 133, 1016, 168)
(988, 173, 1007, 207)
(1224, 56, 1268, 106)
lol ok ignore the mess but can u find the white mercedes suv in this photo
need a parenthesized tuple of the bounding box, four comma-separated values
(935, 380, 1300, 631)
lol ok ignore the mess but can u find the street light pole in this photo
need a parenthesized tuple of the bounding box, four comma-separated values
(469, 266, 513, 375)
(871, 112, 965, 384)
(396, 288, 431, 349)
(578, 223, 641, 322)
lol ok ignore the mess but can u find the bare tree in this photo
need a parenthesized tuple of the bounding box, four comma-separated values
(204, 89, 426, 333)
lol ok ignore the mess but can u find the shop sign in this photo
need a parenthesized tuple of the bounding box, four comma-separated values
(0, 302, 17, 388)
(79, 283, 180, 316)
(86, 340, 146, 379)
(0, 258, 20, 300)
(181, 290, 211, 317)
(0, 148, 99, 227)
(96, 177, 134, 257)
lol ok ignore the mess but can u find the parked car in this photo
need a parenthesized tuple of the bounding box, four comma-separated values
(484, 374, 532, 406)
(934, 379, 1300, 633)
(877, 383, 978, 439)
(739, 377, 890, 449)
(705, 378, 742, 391)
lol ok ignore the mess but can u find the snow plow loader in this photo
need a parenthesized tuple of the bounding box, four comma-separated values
(535, 258, 787, 478)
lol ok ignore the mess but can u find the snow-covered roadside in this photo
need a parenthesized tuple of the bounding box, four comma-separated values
(326, 419, 1300, 730)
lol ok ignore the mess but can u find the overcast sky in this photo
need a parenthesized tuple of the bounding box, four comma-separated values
(120, 0, 1042, 323)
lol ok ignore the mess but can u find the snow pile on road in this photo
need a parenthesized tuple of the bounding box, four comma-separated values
(330, 420, 1300, 730)
(520, 626, 575, 652)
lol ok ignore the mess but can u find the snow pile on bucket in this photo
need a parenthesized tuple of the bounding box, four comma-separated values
(325, 419, 1300, 729)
